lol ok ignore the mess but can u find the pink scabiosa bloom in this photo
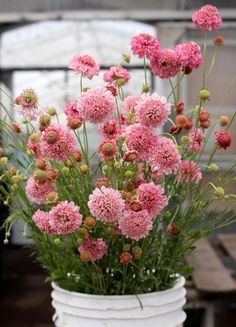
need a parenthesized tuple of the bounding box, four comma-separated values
(215, 130, 232, 150)
(26, 177, 56, 205)
(130, 33, 160, 59)
(147, 137, 181, 176)
(125, 123, 158, 160)
(77, 87, 116, 124)
(103, 66, 130, 86)
(27, 133, 42, 157)
(88, 187, 125, 223)
(122, 95, 141, 122)
(32, 209, 54, 234)
(150, 49, 181, 79)
(49, 201, 82, 234)
(98, 139, 118, 161)
(175, 42, 202, 69)
(99, 119, 121, 140)
(64, 100, 82, 120)
(68, 54, 100, 79)
(119, 209, 153, 241)
(136, 93, 171, 128)
(188, 128, 204, 152)
(138, 182, 168, 217)
(177, 160, 202, 184)
(15, 88, 44, 120)
(78, 238, 107, 262)
(192, 5, 222, 32)
(40, 124, 76, 161)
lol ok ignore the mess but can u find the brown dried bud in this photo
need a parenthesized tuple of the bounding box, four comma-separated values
(84, 217, 95, 229)
(214, 36, 224, 46)
(219, 115, 229, 127)
(36, 157, 47, 170)
(182, 65, 192, 75)
(39, 115, 51, 128)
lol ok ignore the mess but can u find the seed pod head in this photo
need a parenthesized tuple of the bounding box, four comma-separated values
(199, 89, 210, 101)
(39, 115, 51, 128)
(219, 115, 229, 127)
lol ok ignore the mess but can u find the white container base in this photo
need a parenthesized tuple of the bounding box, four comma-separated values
(51, 276, 186, 327)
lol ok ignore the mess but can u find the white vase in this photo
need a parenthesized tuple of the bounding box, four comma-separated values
(51, 276, 186, 327)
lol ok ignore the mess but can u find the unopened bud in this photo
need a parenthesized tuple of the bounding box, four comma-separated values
(0, 157, 8, 165)
(199, 89, 210, 101)
(219, 115, 229, 127)
(142, 83, 150, 93)
(209, 163, 218, 172)
(214, 36, 224, 46)
(80, 164, 89, 174)
(48, 107, 57, 116)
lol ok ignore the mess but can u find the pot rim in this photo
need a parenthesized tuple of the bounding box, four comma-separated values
(51, 275, 185, 300)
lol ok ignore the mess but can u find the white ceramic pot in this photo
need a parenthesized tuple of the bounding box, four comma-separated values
(51, 276, 186, 327)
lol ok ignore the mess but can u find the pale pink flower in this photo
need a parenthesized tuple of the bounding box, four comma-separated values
(98, 139, 118, 161)
(64, 100, 82, 119)
(125, 123, 158, 160)
(32, 209, 54, 234)
(138, 182, 168, 217)
(175, 42, 202, 69)
(119, 209, 153, 241)
(136, 93, 171, 128)
(40, 124, 76, 161)
(130, 33, 160, 59)
(26, 177, 56, 205)
(77, 87, 116, 124)
(150, 49, 181, 79)
(177, 160, 202, 184)
(147, 137, 181, 175)
(188, 128, 204, 152)
(78, 238, 107, 261)
(69, 54, 100, 79)
(15, 88, 45, 120)
(103, 66, 130, 85)
(88, 187, 125, 223)
(49, 201, 82, 234)
(192, 5, 222, 31)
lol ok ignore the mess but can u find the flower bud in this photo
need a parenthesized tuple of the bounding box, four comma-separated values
(120, 252, 132, 264)
(215, 130, 232, 150)
(0, 157, 8, 166)
(47, 191, 58, 204)
(181, 135, 189, 144)
(80, 251, 92, 262)
(12, 175, 24, 184)
(182, 65, 192, 75)
(123, 150, 138, 163)
(102, 165, 108, 175)
(80, 164, 89, 174)
(169, 125, 182, 135)
(36, 157, 47, 170)
(84, 217, 95, 229)
(199, 89, 210, 101)
(11, 122, 21, 133)
(48, 107, 57, 116)
(67, 116, 82, 130)
(77, 237, 84, 246)
(78, 227, 88, 237)
(123, 244, 131, 252)
(3, 239, 9, 245)
(209, 163, 218, 172)
(125, 170, 135, 179)
(167, 224, 180, 236)
(200, 120, 210, 129)
(9, 166, 17, 176)
(62, 166, 70, 175)
(95, 178, 111, 189)
(219, 115, 229, 127)
(142, 83, 150, 93)
(175, 100, 184, 114)
(116, 78, 125, 87)
(132, 246, 142, 259)
(30, 133, 40, 144)
(199, 111, 210, 122)
(39, 115, 51, 127)
(214, 187, 225, 197)
(34, 169, 48, 182)
(53, 238, 61, 246)
(0, 147, 4, 157)
(164, 211, 171, 218)
(214, 36, 224, 46)
(106, 227, 115, 235)
(106, 85, 118, 96)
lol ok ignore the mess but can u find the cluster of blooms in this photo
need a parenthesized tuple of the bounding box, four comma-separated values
(9, 4, 233, 267)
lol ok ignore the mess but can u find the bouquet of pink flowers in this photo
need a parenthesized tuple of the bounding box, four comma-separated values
(0, 4, 235, 295)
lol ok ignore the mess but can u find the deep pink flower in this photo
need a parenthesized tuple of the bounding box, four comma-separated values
(78, 238, 107, 261)
(69, 54, 100, 79)
(188, 128, 204, 152)
(49, 201, 82, 234)
(122, 95, 141, 122)
(192, 5, 222, 31)
(40, 124, 76, 161)
(125, 123, 158, 160)
(98, 139, 118, 161)
(130, 33, 160, 59)
(150, 49, 181, 79)
(136, 93, 171, 128)
(26, 177, 56, 205)
(77, 87, 116, 124)
(103, 66, 130, 85)
(177, 160, 202, 184)
(175, 42, 202, 69)
(138, 183, 168, 216)
(32, 209, 54, 234)
(99, 119, 122, 140)
(215, 130, 232, 149)
(119, 209, 153, 241)
(88, 187, 125, 223)
(147, 137, 181, 175)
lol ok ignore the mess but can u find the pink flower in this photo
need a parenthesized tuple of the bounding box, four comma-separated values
(98, 139, 118, 161)
(49, 201, 82, 234)
(78, 238, 107, 261)
(40, 124, 76, 161)
(136, 93, 171, 128)
(188, 128, 204, 152)
(32, 209, 54, 234)
(69, 54, 100, 79)
(177, 160, 202, 184)
(192, 5, 222, 31)
(125, 123, 158, 160)
(88, 187, 125, 223)
(119, 209, 153, 241)
(103, 66, 130, 85)
(64, 100, 82, 119)
(175, 42, 202, 69)
(15, 88, 45, 120)
(26, 177, 56, 205)
(130, 33, 160, 59)
(27, 134, 42, 157)
(99, 119, 122, 140)
(215, 130, 232, 149)
(138, 183, 168, 216)
(77, 87, 116, 124)
(147, 137, 181, 175)
(150, 49, 181, 79)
